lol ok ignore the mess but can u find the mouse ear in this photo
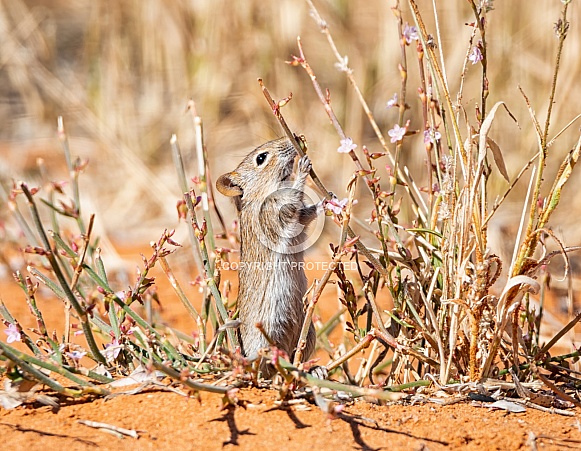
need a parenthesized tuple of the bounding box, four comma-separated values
(216, 172, 243, 197)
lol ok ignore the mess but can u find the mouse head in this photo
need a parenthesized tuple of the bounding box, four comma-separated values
(216, 138, 297, 210)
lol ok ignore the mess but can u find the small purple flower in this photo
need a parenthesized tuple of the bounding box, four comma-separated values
(388, 124, 406, 143)
(66, 350, 87, 361)
(325, 198, 357, 215)
(386, 93, 398, 109)
(403, 23, 419, 44)
(423, 129, 442, 144)
(469, 46, 483, 65)
(337, 137, 357, 154)
(4, 324, 21, 344)
(102, 339, 121, 362)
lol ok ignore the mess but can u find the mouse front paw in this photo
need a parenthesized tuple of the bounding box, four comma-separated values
(315, 199, 325, 215)
(297, 155, 312, 176)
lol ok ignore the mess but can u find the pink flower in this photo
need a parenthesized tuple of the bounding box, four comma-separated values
(66, 350, 87, 361)
(403, 24, 419, 44)
(388, 124, 406, 143)
(423, 129, 442, 144)
(337, 138, 357, 154)
(4, 324, 21, 344)
(325, 198, 358, 215)
(386, 93, 398, 109)
(469, 46, 483, 65)
(102, 338, 121, 362)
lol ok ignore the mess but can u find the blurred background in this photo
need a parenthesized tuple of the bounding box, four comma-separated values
(0, 0, 580, 272)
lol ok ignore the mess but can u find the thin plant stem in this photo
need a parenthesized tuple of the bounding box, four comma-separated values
(187, 101, 216, 254)
(19, 183, 106, 365)
(170, 134, 205, 275)
(159, 256, 207, 353)
(1, 183, 39, 247)
(542, 3, 569, 148)
(408, 0, 466, 166)
(467, 0, 489, 123)
(293, 251, 345, 366)
(393, 1, 408, 201)
(183, 192, 239, 348)
(326, 331, 375, 372)
(62, 214, 95, 343)
(58, 116, 85, 235)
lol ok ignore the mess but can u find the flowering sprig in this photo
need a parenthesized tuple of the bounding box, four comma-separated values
(423, 128, 442, 145)
(325, 198, 358, 215)
(337, 137, 358, 154)
(101, 338, 122, 362)
(66, 350, 87, 361)
(4, 323, 21, 344)
(386, 93, 398, 109)
(388, 124, 406, 143)
(402, 23, 419, 45)
(469, 46, 483, 65)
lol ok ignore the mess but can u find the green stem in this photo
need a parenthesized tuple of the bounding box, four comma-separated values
(0, 342, 85, 397)
(58, 116, 85, 235)
(170, 134, 205, 275)
(184, 193, 238, 348)
(20, 183, 106, 365)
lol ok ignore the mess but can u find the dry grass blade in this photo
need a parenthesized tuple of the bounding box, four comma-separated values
(538, 133, 581, 228)
(486, 137, 510, 183)
(476, 101, 516, 182)
(481, 275, 540, 377)
(509, 165, 537, 276)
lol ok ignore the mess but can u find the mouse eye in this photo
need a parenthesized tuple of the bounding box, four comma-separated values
(255, 152, 268, 166)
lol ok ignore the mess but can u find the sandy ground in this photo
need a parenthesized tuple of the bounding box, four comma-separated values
(2, 386, 580, 451)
